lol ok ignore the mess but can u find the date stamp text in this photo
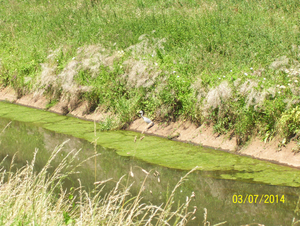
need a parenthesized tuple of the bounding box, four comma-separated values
(232, 194, 285, 204)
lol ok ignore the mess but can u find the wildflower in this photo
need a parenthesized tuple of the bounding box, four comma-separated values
(278, 91, 281, 94)
(72, 57, 75, 60)
(244, 73, 248, 76)
(250, 67, 253, 70)
(218, 77, 221, 80)
(230, 70, 232, 72)
(151, 54, 154, 57)
(173, 71, 176, 74)
(177, 75, 180, 78)
(155, 63, 158, 66)
(295, 80, 298, 83)
(263, 78, 266, 80)
(223, 76, 225, 78)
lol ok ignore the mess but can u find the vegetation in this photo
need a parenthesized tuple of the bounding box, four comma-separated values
(0, 0, 300, 144)
(0, 141, 206, 225)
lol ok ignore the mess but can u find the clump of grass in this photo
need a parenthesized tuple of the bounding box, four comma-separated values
(99, 115, 116, 131)
(0, 140, 204, 225)
(278, 106, 300, 139)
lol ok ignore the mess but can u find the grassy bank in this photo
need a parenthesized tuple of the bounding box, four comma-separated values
(0, 0, 300, 145)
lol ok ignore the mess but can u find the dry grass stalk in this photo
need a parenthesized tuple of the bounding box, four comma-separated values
(0, 141, 203, 225)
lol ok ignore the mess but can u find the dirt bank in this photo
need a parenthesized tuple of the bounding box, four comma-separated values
(1, 86, 300, 168)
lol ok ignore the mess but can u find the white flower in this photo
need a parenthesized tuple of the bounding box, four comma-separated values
(295, 80, 298, 83)
(72, 57, 75, 60)
(263, 78, 266, 80)
(151, 54, 154, 57)
(278, 91, 281, 94)
(223, 76, 225, 78)
(230, 70, 232, 72)
(279, 85, 286, 89)
(173, 71, 176, 74)
(155, 63, 158, 66)
(218, 77, 221, 80)
(177, 75, 180, 78)
(244, 73, 248, 76)
(250, 67, 253, 70)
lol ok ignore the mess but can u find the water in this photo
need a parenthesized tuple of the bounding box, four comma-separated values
(1, 117, 300, 225)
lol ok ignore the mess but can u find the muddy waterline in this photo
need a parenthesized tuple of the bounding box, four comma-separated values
(1, 101, 300, 187)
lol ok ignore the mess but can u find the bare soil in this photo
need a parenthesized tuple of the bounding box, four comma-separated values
(1, 86, 300, 168)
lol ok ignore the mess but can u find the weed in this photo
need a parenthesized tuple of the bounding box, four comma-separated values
(1, 0, 300, 144)
(279, 106, 300, 139)
(0, 140, 204, 225)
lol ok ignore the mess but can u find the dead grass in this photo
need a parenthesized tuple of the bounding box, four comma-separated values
(0, 139, 207, 225)
(205, 81, 232, 110)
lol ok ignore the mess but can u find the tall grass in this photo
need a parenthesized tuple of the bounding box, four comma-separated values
(0, 140, 210, 225)
(1, 0, 300, 144)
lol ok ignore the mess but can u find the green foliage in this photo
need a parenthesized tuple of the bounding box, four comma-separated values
(234, 107, 256, 145)
(63, 211, 75, 225)
(45, 99, 59, 110)
(99, 116, 115, 131)
(0, 0, 300, 143)
(279, 106, 300, 139)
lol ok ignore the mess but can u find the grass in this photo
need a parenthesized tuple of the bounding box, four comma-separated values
(0, 140, 209, 225)
(0, 0, 300, 144)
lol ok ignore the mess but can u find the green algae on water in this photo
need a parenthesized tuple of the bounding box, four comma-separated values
(1, 101, 300, 187)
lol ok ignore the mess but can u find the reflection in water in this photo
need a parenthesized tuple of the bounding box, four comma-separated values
(1, 118, 300, 225)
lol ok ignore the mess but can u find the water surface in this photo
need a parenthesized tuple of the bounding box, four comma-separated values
(1, 117, 300, 225)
